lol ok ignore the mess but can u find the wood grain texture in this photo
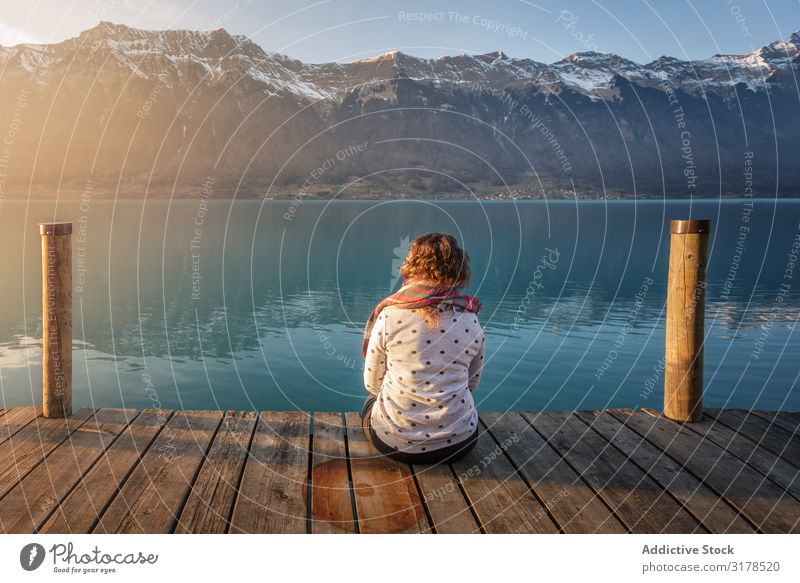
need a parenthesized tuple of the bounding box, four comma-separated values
(175, 411, 257, 533)
(664, 229, 707, 422)
(528, 411, 701, 533)
(309, 413, 355, 533)
(749, 410, 800, 435)
(344, 412, 428, 534)
(93, 410, 222, 534)
(671, 409, 800, 503)
(0, 406, 794, 534)
(41, 232, 72, 418)
(705, 409, 800, 468)
(40, 409, 171, 534)
(614, 410, 800, 533)
(0, 408, 136, 533)
(229, 412, 310, 533)
(414, 461, 480, 533)
(0, 409, 93, 500)
(575, 410, 754, 533)
(0, 407, 41, 447)
(485, 412, 627, 533)
(451, 422, 559, 534)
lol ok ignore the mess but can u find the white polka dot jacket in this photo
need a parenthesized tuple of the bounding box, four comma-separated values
(363, 304, 484, 454)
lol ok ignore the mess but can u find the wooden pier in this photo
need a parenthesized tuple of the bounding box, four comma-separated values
(0, 406, 798, 534)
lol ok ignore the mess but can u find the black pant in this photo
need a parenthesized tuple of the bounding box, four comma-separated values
(360, 396, 478, 464)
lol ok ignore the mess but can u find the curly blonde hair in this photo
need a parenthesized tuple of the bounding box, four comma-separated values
(399, 233, 471, 327)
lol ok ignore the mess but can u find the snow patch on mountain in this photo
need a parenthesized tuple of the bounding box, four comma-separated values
(1, 22, 798, 102)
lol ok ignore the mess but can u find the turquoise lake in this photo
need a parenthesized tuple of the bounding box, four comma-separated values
(1, 198, 798, 412)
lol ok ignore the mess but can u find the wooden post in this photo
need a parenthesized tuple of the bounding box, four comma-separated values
(40, 222, 72, 418)
(664, 219, 710, 422)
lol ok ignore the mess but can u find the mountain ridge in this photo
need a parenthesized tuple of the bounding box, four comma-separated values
(1, 21, 798, 199)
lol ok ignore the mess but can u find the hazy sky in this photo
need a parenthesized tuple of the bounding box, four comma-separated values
(0, 0, 798, 63)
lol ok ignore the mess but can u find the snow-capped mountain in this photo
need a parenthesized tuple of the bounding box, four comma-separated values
(0, 22, 798, 197)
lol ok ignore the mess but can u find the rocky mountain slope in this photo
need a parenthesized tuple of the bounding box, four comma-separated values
(0, 21, 798, 198)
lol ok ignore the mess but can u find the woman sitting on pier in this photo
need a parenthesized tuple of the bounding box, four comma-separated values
(360, 233, 484, 464)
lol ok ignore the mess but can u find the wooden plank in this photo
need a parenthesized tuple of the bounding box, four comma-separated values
(229, 412, 310, 533)
(576, 410, 754, 533)
(0, 408, 94, 500)
(706, 409, 800, 468)
(664, 409, 800, 503)
(344, 412, 428, 534)
(309, 413, 355, 534)
(450, 422, 559, 534)
(482, 412, 627, 533)
(612, 410, 800, 533)
(175, 411, 257, 534)
(0, 409, 136, 533)
(0, 407, 42, 446)
(414, 462, 480, 534)
(527, 411, 701, 533)
(40, 409, 171, 534)
(94, 410, 222, 533)
(750, 410, 800, 435)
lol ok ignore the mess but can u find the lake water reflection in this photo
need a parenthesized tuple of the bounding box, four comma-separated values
(0, 198, 797, 412)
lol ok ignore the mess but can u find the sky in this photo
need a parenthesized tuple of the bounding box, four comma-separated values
(0, 0, 798, 64)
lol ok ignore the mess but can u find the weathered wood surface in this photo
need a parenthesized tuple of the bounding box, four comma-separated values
(0, 406, 797, 534)
(40, 223, 73, 419)
(344, 412, 428, 534)
(309, 413, 355, 533)
(528, 411, 701, 533)
(451, 422, 558, 534)
(705, 408, 800, 468)
(483, 412, 626, 534)
(613, 409, 800, 533)
(93, 410, 223, 534)
(0, 408, 93, 501)
(414, 461, 480, 533)
(229, 412, 310, 533)
(670, 408, 800, 505)
(0, 409, 135, 533)
(664, 220, 709, 423)
(575, 410, 754, 534)
(40, 409, 171, 534)
(0, 407, 42, 446)
(750, 410, 800, 435)
(176, 411, 257, 533)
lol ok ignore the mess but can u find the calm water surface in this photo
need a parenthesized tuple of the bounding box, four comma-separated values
(0, 198, 798, 412)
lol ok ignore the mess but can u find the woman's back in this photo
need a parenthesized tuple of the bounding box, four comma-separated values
(364, 304, 484, 453)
